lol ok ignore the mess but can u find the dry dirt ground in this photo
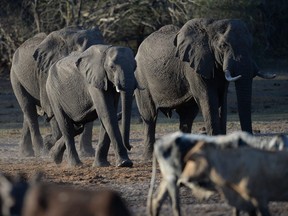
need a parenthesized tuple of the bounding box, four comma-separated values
(0, 60, 288, 215)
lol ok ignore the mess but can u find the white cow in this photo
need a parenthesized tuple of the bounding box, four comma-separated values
(147, 131, 288, 216)
(180, 136, 288, 216)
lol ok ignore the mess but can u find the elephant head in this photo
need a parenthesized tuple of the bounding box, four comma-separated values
(33, 26, 105, 73)
(174, 18, 275, 133)
(75, 45, 137, 150)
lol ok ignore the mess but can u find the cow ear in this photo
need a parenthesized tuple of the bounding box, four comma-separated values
(33, 33, 69, 73)
(174, 19, 214, 79)
(76, 45, 108, 90)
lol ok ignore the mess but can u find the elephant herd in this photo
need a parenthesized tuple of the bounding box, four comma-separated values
(10, 18, 275, 167)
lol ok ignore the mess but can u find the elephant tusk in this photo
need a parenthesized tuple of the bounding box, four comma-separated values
(256, 71, 276, 79)
(116, 85, 121, 92)
(224, 70, 242, 82)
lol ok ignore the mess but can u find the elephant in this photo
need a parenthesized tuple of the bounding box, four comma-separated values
(134, 18, 275, 159)
(46, 44, 137, 167)
(10, 26, 104, 157)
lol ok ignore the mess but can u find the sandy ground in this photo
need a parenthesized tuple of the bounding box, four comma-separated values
(0, 61, 288, 215)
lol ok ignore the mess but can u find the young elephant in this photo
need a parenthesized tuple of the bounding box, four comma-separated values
(46, 44, 137, 167)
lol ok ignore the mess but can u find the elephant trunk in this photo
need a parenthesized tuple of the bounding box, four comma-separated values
(120, 90, 133, 151)
(235, 78, 253, 133)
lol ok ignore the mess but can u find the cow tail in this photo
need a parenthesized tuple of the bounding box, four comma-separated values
(147, 152, 157, 216)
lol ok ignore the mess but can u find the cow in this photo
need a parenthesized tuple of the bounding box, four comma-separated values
(0, 173, 29, 216)
(147, 131, 288, 216)
(0, 173, 131, 216)
(22, 184, 131, 216)
(180, 136, 288, 216)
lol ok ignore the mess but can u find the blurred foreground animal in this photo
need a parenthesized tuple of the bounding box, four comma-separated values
(22, 184, 131, 216)
(0, 173, 131, 216)
(147, 131, 288, 216)
(0, 173, 29, 216)
(180, 135, 288, 216)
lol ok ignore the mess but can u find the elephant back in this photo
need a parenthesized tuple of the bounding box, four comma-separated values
(11, 33, 47, 99)
(47, 54, 94, 121)
(136, 25, 180, 72)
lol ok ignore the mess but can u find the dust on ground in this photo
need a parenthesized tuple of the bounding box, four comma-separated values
(0, 60, 288, 215)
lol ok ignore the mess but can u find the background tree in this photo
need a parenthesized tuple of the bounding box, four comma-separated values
(0, 0, 287, 77)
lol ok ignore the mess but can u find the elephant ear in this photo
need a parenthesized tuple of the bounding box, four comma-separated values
(174, 19, 215, 79)
(76, 45, 110, 90)
(33, 32, 69, 73)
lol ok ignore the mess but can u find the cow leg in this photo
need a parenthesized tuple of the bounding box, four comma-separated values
(151, 181, 168, 216)
(166, 179, 181, 216)
(258, 206, 271, 216)
(232, 208, 240, 216)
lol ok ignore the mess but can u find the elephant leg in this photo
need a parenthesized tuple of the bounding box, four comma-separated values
(218, 82, 229, 134)
(79, 121, 95, 157)
(176, 101, 199, 133)
(89, 88, 132, 167)
(135, 89, 157, 160)
(10, 75, 43, 156)
(49, 101, 81, 166)
(198, 93, 221, 135)
(93, 124, 111, 167)
(19, 119, 34, 157)
(43, 117, 61, 151)
(49, 136, 66, 164)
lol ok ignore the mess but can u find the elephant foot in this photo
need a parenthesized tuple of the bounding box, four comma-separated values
(143, 149, 153, 161)
(116, 159, 133, 168)
(50, 143, 66, 164)
(20, 149, 34, 157)
(20, 142, 35, 157)
(43, 134, 55, 151)
(79, 147, 95, 157)
(67, 157, 82, 167)
(124, 143, 132, 151)
(92, 159, 111, 167)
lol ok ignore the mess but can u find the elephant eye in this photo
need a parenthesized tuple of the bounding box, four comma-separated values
(110, 64, 116, 71)
(219, 42, 229, 50)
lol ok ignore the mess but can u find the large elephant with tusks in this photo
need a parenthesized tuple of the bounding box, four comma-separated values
(135, 18, 275, 159)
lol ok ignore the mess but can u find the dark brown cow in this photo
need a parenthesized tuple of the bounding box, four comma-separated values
(22, 184, 131, 216)
(0, 173, 131, 216)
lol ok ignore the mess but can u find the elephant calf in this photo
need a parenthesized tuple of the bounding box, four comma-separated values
(46, 44, 137, 167)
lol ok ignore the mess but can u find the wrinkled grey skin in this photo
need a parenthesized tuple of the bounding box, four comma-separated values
(46, 45, 136, 167)
(10, 27, 104, 157)
(135, 18, 275, 159)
